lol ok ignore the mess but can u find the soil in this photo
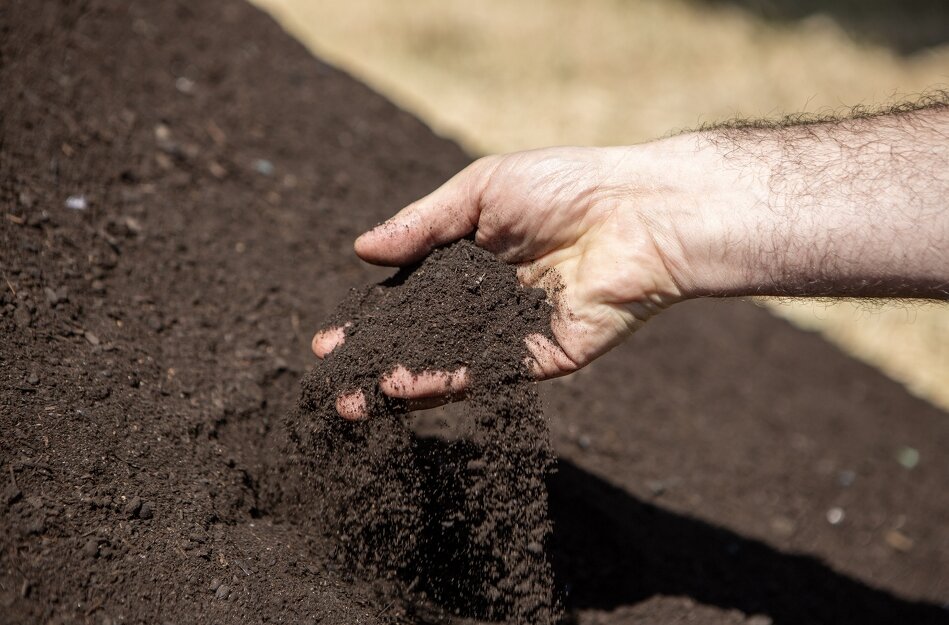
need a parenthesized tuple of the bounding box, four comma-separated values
(307, 238, 552, 415)
(1, 1, 947, 625)
(291, 240, 557, 624)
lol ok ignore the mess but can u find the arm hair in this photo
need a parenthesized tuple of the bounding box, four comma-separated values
(694, 92, 949, 299)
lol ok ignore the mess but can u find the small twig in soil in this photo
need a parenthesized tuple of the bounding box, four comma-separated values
(2, 272, 16, 296)
(374, 599, 396, 619)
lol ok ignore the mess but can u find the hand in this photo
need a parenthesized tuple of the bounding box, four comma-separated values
(313, 144, 697, 418)
(325, 102, 949, 419)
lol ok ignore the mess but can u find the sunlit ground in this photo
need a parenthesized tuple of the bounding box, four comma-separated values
(251, 0, 949, 410)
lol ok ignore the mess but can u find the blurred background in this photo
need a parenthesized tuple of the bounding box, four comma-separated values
(251, 0, 949, 410)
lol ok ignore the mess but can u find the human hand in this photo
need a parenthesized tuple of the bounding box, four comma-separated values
(319, 101, 949, 419)
(313, 144, 701, 419)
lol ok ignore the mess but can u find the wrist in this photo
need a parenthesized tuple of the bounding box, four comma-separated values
(626, 132, 773, 299)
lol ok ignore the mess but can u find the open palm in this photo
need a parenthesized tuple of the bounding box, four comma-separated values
(313, 146, 683, 418)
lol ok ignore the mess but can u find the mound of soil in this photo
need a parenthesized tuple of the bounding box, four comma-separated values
(1, 1, 947, 624)
(291, 240, 558, 623)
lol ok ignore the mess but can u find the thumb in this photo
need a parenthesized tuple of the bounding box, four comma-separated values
(354, 156, 499, 266)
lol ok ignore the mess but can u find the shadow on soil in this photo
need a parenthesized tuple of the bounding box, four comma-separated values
(393, 436, 946, 624)
(691, 0, 949, 54)
(548, 459, 948, 625)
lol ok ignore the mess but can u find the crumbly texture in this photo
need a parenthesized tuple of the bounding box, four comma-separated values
(3, 1, 948, 625)
(289, 240, 561, 624)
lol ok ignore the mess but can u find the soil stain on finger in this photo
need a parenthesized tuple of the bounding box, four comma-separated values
(288, 240, 561, 623)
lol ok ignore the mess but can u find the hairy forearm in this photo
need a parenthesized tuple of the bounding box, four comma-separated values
(651, 100, 949, 300)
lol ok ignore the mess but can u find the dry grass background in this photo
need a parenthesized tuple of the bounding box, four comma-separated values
(251, 0, 949, 410)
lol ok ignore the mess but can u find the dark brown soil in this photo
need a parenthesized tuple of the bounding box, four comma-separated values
(1, 1, 947, 625)
(306, 238, 552, 414)
(291, 240, 557, 624)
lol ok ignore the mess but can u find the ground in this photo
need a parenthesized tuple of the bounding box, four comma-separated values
(0, 1, 947, 624)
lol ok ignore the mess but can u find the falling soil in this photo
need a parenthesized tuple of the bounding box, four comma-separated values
(290, 240, 559, 624)
(2, 1, 948, 624)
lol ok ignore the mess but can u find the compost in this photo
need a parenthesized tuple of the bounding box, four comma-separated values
(292, 240, 558, 624)
(1, 1, 947, 624)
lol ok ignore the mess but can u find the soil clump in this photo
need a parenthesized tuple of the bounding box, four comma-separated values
(290, 240, 561, 624)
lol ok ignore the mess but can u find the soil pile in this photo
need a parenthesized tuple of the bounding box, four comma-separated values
(1, 1, 947, 624)
(290, 240, 560, 624)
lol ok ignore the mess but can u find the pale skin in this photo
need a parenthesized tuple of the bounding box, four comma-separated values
(314, 102, 949, 419)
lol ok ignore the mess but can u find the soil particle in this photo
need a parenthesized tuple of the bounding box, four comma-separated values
(139, 502, 154, 520)
(125, 497, 143, 518)
(290, 240, 560, 624)
(215, 584, 231, 600)
(44, 286, 65, 306)
(82, 539, 100, 559)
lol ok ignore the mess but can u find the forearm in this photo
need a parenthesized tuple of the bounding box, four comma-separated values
(651, 103, 949, 300)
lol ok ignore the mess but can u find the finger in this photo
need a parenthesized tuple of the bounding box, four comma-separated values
(311, 325, 347, 359)
(380, 365, 469, 399)
(335, 390, 368, 420)
(524, 333, 578, 380)
(354, 157, 499, 266)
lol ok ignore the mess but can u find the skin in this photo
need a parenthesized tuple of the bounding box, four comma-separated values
(314, 102, 949, 419)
